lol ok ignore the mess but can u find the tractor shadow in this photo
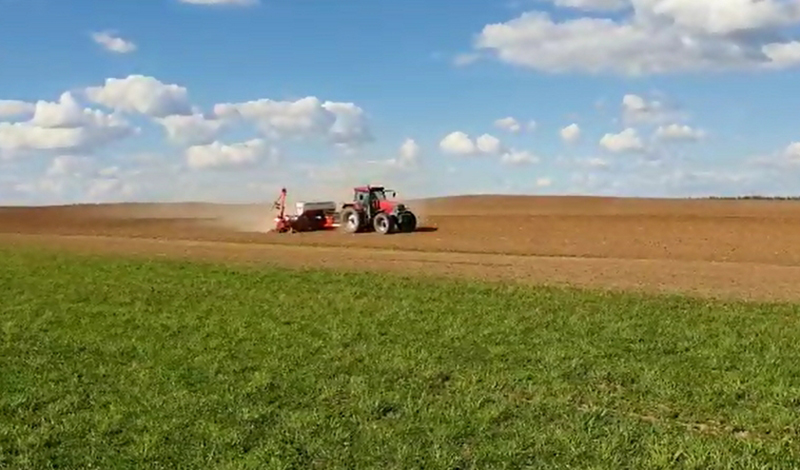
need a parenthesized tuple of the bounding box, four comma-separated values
(318, 225, 438, 234)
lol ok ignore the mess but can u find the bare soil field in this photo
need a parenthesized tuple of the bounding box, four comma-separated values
(3, 195, 800, 302)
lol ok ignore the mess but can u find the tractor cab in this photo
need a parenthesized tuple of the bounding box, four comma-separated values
(353, 186, 397, 215)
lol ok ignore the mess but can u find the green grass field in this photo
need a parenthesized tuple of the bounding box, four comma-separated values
(2, 248, 800, 469)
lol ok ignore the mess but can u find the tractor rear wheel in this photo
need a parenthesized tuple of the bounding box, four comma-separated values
(340, 208, 361, 233)
(373, 212, 394, 235)
(398, 212, 417, 233)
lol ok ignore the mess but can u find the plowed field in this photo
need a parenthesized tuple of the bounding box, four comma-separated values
(3, 196, 800, 302)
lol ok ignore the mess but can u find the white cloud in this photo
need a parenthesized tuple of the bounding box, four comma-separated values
(762, 41, 800, 67)
(785, 142, 800, 161)
(560, 123, 581, 143)
(587, 157, 610, 168)
(536, 177, 553, 187)
(622, 94, 679, 124)
(0, 92, 135, 153)
(215, 97, 334, 136)
(746, 145, 800, 169)
(214, 96, 371, 146)
(10, 74, 373, 161)
(743, 142, 800, 176)
(0, 125, 87, 152)
(501, 149, 540, 165)
(440, 131, 506, 156)
(476, 133, 504, 154)
(471, 4, 800, 76)
(156, 113, 225, 146)
(185, 139, 275, 170)
(654, 123, 706, 141)
(29, 92, 114, 129)
(85, 75, 192, 117)
(398, 138, 420, 166)
(453, 53, 481, 66)
(13, 178, 65, 196)
(322, 101, 373, 147)
(566, 163, 775, 198)
(85, 177, 136, 202)
(440, 131, 537, 165)
(9, 154, 150, 204)
(1, 77, 389, 203)
(600, 127, 645, 152)
(637, 0, 800, 36)
(495, 117, 522, 133)
(91, 31, 137, 54)
(98, 166, 121, 177)
(46, 155, 93, 177)
(440, 131, 477, 155)
(570, 156, 611, 169)
(87, 178, 130, 199)
(494, 117, 538, 133)
(380, 138, 421, 170)
(0, 100, 34, 118)
(556, 0, 627, 10)
(178, 0, 258, 5)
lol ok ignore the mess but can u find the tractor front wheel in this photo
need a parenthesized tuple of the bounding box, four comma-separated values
(340, 208, 361, 233)
(373, 212, 394, 235)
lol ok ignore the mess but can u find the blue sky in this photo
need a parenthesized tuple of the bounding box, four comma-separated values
(2, 0, 800, 204)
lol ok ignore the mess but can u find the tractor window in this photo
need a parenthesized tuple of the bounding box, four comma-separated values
(372, 191, 386, 200)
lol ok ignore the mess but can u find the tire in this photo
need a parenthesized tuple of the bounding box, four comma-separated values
(398, 212, 417, 233)
(340, 208, 361, 233)
(309, 213, 326, 231)
(373, 212, 394, 235)
(292, 215, 311, 232)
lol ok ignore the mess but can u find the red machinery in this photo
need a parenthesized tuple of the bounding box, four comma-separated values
(339, 185, 417, 234)
(271, 185, 417, 235)
(271, 188, 337, 233)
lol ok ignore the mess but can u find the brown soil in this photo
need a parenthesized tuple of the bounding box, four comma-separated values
(2, 196, 800, 302)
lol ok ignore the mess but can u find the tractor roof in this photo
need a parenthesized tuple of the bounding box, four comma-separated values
(354, 186, 384, 192)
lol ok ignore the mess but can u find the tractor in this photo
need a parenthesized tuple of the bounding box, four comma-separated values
(339, 185, 417, 234)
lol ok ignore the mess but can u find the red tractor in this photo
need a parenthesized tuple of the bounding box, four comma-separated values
(339, 185, 417, 234)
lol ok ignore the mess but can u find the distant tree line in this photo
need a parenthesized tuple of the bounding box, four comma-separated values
(704, 195, 800, 200)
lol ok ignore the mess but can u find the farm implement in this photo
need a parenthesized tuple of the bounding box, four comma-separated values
(271, 185, 417, 235)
